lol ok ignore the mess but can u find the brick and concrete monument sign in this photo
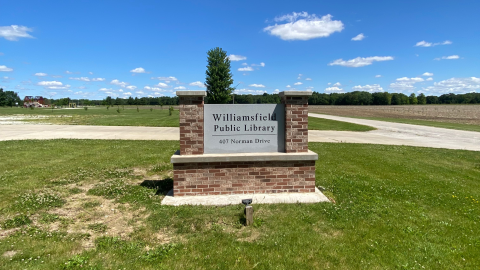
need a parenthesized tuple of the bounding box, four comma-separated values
(171, 90, 318, 197)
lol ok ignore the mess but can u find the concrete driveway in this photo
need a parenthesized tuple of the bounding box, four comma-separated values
(1, 115, 479, 151)
(308, 113, 480, 151)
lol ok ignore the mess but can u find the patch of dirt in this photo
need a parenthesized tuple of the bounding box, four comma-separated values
(2, 250, 17, 257)
(0, 228, 20, 240)
(32, 190, 149, 250)
(236, 229, 261, 242)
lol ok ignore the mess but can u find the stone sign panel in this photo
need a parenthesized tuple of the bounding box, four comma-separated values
(204, 104, 285, 154)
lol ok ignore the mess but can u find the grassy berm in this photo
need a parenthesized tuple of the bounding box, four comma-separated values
(0, 140, 479, 269)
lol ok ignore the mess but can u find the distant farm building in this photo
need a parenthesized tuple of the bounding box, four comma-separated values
(24, 96, 47, 107)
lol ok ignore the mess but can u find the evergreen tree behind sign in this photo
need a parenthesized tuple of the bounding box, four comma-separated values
(205, 47, 234, 104)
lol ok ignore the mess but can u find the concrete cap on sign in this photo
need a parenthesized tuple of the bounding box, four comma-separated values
(279, 91, 313, 97)
(176, 91, 207, 97)
(171, 150, 318, 163)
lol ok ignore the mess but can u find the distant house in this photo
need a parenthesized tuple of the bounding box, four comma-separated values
(24, 96, 46, 107)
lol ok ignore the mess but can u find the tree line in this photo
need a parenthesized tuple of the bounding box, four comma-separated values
(308, 91, 480, 105)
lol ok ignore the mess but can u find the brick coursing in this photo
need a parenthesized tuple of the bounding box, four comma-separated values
(179, 96, 204, 155)
(282, 96, 309, 153)
(173, 161, 316, 196)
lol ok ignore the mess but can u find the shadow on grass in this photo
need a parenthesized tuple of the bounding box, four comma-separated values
(139, 178, 173, 195)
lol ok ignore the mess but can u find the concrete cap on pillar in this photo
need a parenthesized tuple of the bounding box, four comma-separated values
(176, 91, 207, 97)
(279, 91, 313, 97)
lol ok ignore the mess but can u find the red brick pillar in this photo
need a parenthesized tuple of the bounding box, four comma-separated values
(177, 91, 206, 155)
(281, 91, 312, 153)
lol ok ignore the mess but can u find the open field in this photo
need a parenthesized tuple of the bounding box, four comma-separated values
(0, 107, 374, 132)
(310, 105, 480, 132)
(1, 140, 479, 269)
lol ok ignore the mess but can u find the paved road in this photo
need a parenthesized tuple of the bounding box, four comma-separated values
(1, 115, 479, 151)
(309, 113, 480, 151)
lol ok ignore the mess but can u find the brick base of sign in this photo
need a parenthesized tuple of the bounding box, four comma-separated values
(173, 160, 316, 196)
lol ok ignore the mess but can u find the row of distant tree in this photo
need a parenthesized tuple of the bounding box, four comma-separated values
(0, 88, 22, 107)
(308, 91, 480, 105)
(2, 89, 480, 108)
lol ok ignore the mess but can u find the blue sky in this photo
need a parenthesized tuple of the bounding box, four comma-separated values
(1, 0, 479, 100)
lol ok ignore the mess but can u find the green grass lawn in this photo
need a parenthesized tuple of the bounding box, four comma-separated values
(0, 107, 179, 127)
(308, 117, 375, 131)
(1, 140, 479, 269)
(0, 107, 375, 131)
(356, 116, 480, 132)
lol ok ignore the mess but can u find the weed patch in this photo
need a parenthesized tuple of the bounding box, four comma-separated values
(13, 191, 64, 212)
(1, 215, 32, 229)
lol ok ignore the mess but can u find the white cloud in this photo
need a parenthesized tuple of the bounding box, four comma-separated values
(238, 67, 254, 71)
(389, 77, 424, 92)
(249, 84, 265, 88)
(294, 82, 303, 85)
(333, 82, 341, 87)
(351, 33, 365, 41)
(52, 75, 63, 78)
(144, 86, 165, 91)
(426, 78, 433, 81)
(233, 89, 267, 95)
(325, 86, 343, 93)
(65, 71, 73, 74)
(286, 85, 291, 88)
(69, 77, 90, 82)
(156, 82, 168, 88)
(228, 55, 247, 61)
(306, 86, 314, 89)
(305, 78, 312, 80)
(241, 63, 248, 66)
(189, 81, 205, 87)
(89, 72, 93, 75)
(34, 72, 47, 76)
(422, 77, 480, 95)
(415, 40, 452, 47)
(396, 77, 424, 82)
(126, 85, 137, 90)
(92, 78, 105, 81)
(273, 89, 280, 93)
(252, 62, 265, 67)
(434, 55, 460, 60)
(136, 91, 145, 95)
(124, 92, 132, 96)
(375, 75, 382, 78)
(264, 12, 344, 41)
(174, 86, 186, 90)
(37, 81, 63, 86)
(422, 72, 434, 77)
(99, 88, 113, 92)
(130, 67, 146, 73)
(352, 84, 384, 93)
(0, 25, 34, 41)
(329, 56, 394, 67)
(0, 65, 13, 72)
(110, 79, 129, 87)
(155, 76, 178, 81)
